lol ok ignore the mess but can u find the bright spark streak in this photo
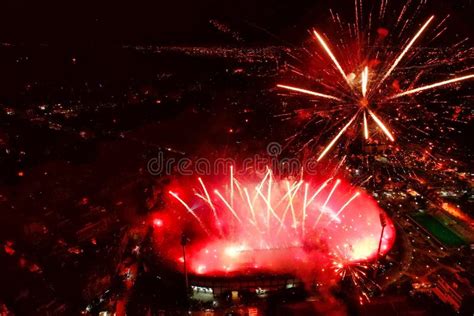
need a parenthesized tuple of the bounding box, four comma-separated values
(277, 84, 343, 101)
(361, 66, 369, 97)
(274, 179, 300, 209)
(317, 114, 358, 161)
(198, 178, 219, 223)
(230, 166, 234, 208)
(277, 180, 302, 234)
(390, 74, 474, 98)
(195, 192, 208, 202)
(243, 187, 257, 224)
(267, 171, 272, 226)
(313, 30, 352, 88)
(232, 178, 245, 202)
(379, 16, 434, 85)
(368, 109, 395, 141)
(360, 175, 373, 186)
(252, 169, 271, 205)
(306, 178, 333, 207)
(314, 179, 341, 228)
(303, 183, 309, 236)
(214, 189, 242, 223)
(286, 181, 298, 227)
(329, 192, 361, 225)
(363, 111, 369, 139)
(169, 191, 210, 234)
(256, 188, 284, 225)
(322, 179, 341, 211)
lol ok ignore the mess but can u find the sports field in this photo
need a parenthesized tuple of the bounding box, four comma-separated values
(411, 213, 466, 247)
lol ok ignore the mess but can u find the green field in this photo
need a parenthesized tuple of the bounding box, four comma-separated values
(411, 213, 467, 247)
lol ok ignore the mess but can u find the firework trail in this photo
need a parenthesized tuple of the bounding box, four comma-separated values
(277, 0, 473, 160)
(151, 169, 395, 277)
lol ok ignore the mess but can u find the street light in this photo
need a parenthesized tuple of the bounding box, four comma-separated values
(373, 212, 387, 278)
(180, 232, 189, 301)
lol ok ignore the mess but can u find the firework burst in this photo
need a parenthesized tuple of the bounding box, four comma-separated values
(277, 0, 473, 161)
(151, 169, 395, 278)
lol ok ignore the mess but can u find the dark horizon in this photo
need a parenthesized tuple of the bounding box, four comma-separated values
(0, 0, 472, 46)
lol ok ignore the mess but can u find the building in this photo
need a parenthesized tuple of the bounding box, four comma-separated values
(431, 269, 474, 312)
(189, 273, 303, 303)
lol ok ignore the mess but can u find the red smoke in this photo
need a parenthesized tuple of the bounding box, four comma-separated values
(150, 173, 395, 284)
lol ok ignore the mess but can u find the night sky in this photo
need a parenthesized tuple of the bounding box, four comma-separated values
(0, 0, 472, 46)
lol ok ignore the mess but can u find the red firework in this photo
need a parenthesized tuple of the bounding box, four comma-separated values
(277, 0, 473, 160)
(151, 169, 395, 281)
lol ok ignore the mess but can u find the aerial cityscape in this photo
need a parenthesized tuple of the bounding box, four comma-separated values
(0, 0, 472, 315)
